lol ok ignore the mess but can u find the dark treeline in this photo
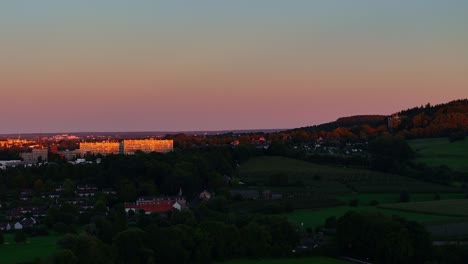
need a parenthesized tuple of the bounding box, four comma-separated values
(0, 146, 22, 160)
(48, 198, 300, 264)
(0, 145, 261, 201)
(336, 211, 432, 264)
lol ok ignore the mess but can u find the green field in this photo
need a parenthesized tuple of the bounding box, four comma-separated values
(408, 137, 468, 172)
(286, 206, 463, 230)
(240, 156, 458, 193)
(222, 256, 346, 264)
(0, 234, 59, 264)
(338, 193, 466, 205)
(380, 199, 468, 217)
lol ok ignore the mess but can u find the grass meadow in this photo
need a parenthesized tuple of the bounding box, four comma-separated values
(380, 199, 468, 217)
(239, 156, 459, 193)
(408, 137, 468, 172)
(286, 206, 464, 230)
(0, 233, 60, 264)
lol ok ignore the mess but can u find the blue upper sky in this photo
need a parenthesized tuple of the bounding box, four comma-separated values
(0, 1, 467, 133)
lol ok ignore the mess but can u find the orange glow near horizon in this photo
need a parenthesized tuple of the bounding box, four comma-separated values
(0, 1, 467, 133)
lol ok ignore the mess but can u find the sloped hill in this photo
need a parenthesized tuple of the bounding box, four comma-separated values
(239, 156, 459, 193)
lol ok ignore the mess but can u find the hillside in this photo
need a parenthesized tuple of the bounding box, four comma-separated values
(287, 99, 468, 140)
(295, 115, 387, 132)
(239, 156, 459, 193)
(393, 99, 468, 138)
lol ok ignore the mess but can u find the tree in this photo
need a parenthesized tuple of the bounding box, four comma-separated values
(112, 229, 153, 264)
(57, 233, 112, 264)
(52, 249, 78, 264)
(146, 225, 192, 264)
(118, 180, 137, 202)
(53, 222, 69, 234)
(240, 222, 272, 257)
(63, 179, 75, 197)
(33, 179, 44, 193)
(368, 136, 414, 172)
(336, 211, 431, 264)
(169, 210, 197, 226)
(324, 216, 337, 229)
(349, 199, 359, 207)
(94, 200, 107, 213)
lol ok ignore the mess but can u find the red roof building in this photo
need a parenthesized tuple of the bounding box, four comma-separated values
(124, 196, 186, 214)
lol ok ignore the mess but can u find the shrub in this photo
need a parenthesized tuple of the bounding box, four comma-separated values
(33, 225, 49, 236)
(14, 231, 27, 244)
(449, 131, 466, 142)
(399, 191, 410, 203)
(53, 222, 69, 234)
(324, 216, 337, 229)
(349, 199, 359, 207)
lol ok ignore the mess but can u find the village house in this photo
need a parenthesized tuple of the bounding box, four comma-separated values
(0, 222, 11, 231)
(19, 190, 34, 201)
(124, 195, 187, 214)
(102, 188, 117, 195)
(199, 190, 212, 201)
(5, 208, 23, 220)
(75, 189, 96, 197)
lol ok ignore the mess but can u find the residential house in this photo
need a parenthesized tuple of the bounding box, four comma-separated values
(0, 222, 11, 231)
(102, 188, 117, 195)
(199, 190, 212, 201)
(19, 217, 36, 229)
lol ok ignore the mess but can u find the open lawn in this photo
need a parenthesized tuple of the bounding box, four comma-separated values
(286, 206, 463, 230)
(0, 234, 59, 264)
(221, 256, 346, 264)
(380, 199, 468, 217)
(240, 156, 459, 193)
(408, 137, 468, 172)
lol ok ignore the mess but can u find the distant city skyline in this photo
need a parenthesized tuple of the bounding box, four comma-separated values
(1, 1, 467, 133)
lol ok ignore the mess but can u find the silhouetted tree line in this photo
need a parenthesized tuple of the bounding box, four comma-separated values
(0, 146, 22, 160)
(1, 146, 258, 201)
(38, 197, 300, 264)
(336, 211, 432, 264)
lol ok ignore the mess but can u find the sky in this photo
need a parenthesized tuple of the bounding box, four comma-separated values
(0, 0, 467, 133)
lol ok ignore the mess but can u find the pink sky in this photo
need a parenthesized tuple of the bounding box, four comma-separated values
(0, 1, 467, 133)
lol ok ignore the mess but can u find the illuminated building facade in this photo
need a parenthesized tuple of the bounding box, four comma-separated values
(121, 139, 173, 154)
(79, 142, 120, 155)
(78, 140, 173, 155)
